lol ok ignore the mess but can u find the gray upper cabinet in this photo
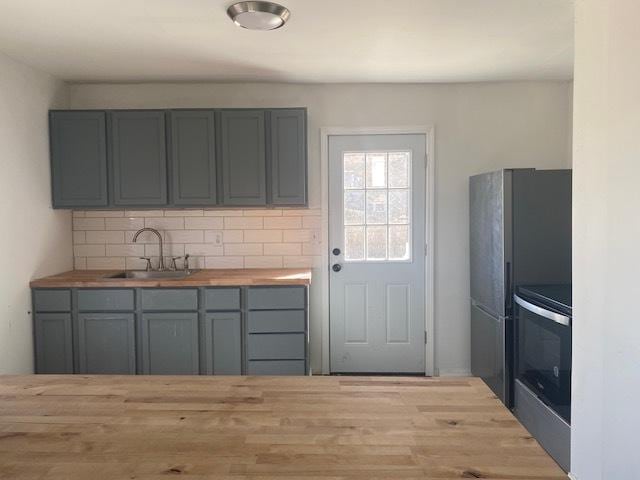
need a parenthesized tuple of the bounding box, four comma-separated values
(48, 108, 307, 208)
(220, 110, 267, 205)
(140, 312, 199, 375)
(110, 110, 167, 206)
(50, 111, 108, 208)
(269, 109, 307, 205)
(170, 110, 217, 206)
(76, 313, 136, 374)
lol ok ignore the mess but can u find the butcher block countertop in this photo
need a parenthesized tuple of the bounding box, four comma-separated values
(30, 268, 312, 288)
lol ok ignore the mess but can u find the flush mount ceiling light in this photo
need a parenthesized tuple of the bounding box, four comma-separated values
(227, 1, 290, 30)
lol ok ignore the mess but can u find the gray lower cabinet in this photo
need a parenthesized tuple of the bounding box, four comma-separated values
(50, 111, 108, 208)
(34, 313, 73, 374)
(220, 110, 267, 205)
(76, 313, 135, 374)
(33, 286, 308, 376)
(170, 110, 217, 206)
(269, 109, 307, 205)
(110, 110, 167, 206)
(140, 312, 199, 375)
(203, 313, 242, 375)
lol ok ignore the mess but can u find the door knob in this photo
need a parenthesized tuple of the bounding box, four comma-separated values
(332, 263, 342, 272)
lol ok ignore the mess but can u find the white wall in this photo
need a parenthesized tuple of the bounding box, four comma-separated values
(68, 81, 572, 374)
(572, 1, 640, 478)
(0, 53, 72, 374)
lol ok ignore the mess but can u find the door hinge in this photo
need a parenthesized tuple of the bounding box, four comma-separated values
(424, 331, 428, 344)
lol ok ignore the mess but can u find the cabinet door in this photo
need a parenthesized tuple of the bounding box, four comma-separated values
(76, 313, 135, 374)
(50, 111, 108, 208)
(220, 110, 266, 205)
(203, 313, 242, 375)
(140, 313, 199, 374)
(269, 109, 307, 205)
(110, 111, 167, 206)
(170, 110, 217, 206)
(34, 313, 73, 373)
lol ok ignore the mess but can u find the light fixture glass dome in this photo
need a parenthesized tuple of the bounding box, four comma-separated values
(227, 1, 290, 30)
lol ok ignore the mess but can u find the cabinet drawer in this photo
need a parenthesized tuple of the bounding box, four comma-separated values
(247, 333, 305, 360)
(247, 286, 305, 310)
(247, 360, 305, 375)
(33, 289, 71, 312)
(205, 288, 240, 310)
(78, 289, 134, 311)
(141, 289, 198, 310)
(248, 310, 305, 333)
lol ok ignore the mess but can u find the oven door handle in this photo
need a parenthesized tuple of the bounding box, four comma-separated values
(514, 294, 571, 327)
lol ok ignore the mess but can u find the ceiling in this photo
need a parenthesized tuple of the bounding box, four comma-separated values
(0, 0, 574, 83)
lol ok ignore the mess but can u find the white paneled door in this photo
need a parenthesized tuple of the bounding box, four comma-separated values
(329, 134, 426, 373)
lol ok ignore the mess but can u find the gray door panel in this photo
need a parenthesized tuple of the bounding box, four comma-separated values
(110, 110, 167, 206)
(470, 302, 505, 401)
(140, 312, 199, 375)
(269, 109, 307, 205)
(50, 111, 108, 207)
(76, 313, 135, 374)
(170, 110, 217, 206)
(220, 110, 266, 205)
(34, 313, 73, 374)
(469, 170, 509, 316)
(203, 313, 242, 375)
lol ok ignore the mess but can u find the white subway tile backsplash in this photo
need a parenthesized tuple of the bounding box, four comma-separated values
(224, 243, 263, 256)
(204, 209, 245, 216)
(106, 217, 144, 231)
(224, 217, 263, 229)
(165, 230, 203, 243)
(264, 216, 302, 229)
(72, 208, 317, 270)
(124, 209, 165, 217)
(205, 256, 244, 268)
(243, 209, 282, 217)
(185, 217, 223, 230)
(74, 244, 105, 257)
(84, 210, 124, 218)
(73, 231, 86, 244)
(264, 243, 302, 256)
(106, 244, 145, 257)
(164, 209, 203, 217)
(184, 244, 224, 256)
(243, 229, 282, 243)
(73, 218, 105, 231)
(220, 230, 243, 243)
(86, 231, 125, 244)
(86, 257, 125, 269)
(244, 256, 283, 268)
(145, 217, 184, 230)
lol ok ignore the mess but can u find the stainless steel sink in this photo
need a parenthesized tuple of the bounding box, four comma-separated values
(105, 270, 199, 280)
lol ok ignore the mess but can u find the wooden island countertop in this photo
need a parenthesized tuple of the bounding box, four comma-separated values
(30, 268, 312, 288)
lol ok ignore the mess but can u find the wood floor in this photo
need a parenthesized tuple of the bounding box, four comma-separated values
(0, 375, 566, 479)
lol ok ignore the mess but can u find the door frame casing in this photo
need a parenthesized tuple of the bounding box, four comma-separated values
(320, 126, 436, 376)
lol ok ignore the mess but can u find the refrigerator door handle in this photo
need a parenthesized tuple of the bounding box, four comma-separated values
(505, 261, 513, 314)
(514, 294, 571, 327)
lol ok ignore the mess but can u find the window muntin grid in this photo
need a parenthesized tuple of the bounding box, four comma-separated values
(343, 151, 411, 262)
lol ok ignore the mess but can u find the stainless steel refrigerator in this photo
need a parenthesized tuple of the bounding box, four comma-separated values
(469, 169, 571, 406)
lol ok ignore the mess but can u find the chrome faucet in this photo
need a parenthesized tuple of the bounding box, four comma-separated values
(132, 228, 165, 271)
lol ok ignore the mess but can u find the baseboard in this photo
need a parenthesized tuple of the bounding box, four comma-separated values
(568, 473, 577, 480)
(436, 368, 472, 377)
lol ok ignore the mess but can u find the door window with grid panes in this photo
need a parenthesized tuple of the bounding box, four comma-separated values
(343, 151, 411, 262)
